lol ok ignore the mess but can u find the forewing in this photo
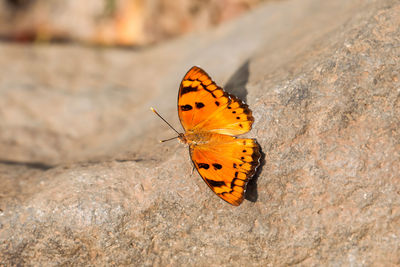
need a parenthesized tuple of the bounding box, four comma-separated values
(190, 135, 261, 206)
(178, 66, 254, 135)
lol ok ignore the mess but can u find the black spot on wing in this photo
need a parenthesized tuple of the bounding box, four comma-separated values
(212, 163, 222, 170)
(205, 179, 226, 187)
(180, 105, 193, 111)
(197, 163, 209, 169)
(180, 86, 197, 95)
(195, 102, 205, 109)
(215, 101, 220, 106)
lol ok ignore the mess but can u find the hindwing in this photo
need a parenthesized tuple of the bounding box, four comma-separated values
(190, 134, 261, 206)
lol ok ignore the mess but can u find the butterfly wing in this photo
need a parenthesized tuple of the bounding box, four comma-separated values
(189, 134, 261, 206)
(178, 66, 254, 136)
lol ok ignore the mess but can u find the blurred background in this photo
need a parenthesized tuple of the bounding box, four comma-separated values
(0, 0, 266, 46)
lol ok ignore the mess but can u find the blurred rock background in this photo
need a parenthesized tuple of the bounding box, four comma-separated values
(0, 0, 264, 45)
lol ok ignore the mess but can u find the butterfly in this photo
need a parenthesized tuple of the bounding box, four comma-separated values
(152, 66, 261, 206)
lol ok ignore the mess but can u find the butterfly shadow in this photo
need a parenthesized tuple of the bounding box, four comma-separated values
(224, 60, 250, 103)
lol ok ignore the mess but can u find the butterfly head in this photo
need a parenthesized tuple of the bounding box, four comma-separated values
(177, 133, 188, 144)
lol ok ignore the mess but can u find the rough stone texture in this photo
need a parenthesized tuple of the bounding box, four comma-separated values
(0, 0, 399, 265)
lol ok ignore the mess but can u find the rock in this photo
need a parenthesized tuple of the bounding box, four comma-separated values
(0, 0, 399, 265)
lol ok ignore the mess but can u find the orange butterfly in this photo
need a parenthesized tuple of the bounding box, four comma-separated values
(152, 66, 261, 206)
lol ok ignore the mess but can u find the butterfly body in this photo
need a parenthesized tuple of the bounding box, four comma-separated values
(163, 66, 261, 206)
(179, 131, 221, 145)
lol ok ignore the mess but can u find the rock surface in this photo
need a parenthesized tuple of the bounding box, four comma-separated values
(1, 0, 399, 265)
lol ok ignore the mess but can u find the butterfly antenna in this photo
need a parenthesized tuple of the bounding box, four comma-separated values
(159, 136, 179, 143)
(150, 107, 181, 135)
